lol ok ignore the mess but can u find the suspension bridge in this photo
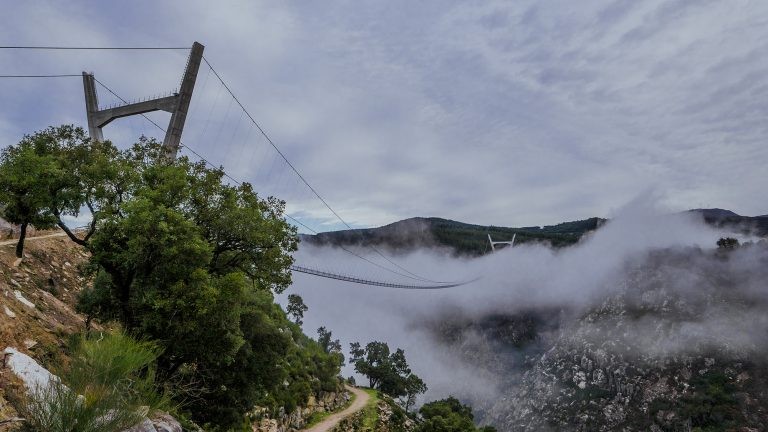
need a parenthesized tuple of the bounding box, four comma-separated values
(0, 41, 473, 290)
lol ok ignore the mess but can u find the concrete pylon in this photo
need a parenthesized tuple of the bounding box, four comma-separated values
(82, 73, 103, 142)
(163, 41, 204, 159)
(82, 41, 205, 160)
(488, 233, 516, 252)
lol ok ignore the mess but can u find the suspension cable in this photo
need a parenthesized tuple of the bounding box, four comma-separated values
(200, 56, 441, 283)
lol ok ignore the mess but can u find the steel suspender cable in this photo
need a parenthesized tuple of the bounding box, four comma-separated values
(201, 56, 445, 284)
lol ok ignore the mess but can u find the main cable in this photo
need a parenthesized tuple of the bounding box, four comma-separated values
(201, 56, 442, 283)
(0, 46, 188, 50)
(0, 74, 81, 78)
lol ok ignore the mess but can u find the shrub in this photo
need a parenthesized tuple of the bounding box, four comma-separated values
(21, 331, 171, 432)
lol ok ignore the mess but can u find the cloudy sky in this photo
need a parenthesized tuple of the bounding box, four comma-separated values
(2, 0, 767, 230)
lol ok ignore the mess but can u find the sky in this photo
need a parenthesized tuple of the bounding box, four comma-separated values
(1, 0, 767, 230)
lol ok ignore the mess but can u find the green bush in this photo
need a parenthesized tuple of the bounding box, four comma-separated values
(416, 397, 496, 432)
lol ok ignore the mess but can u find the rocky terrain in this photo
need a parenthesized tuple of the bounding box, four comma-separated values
(0, 232, 91, 430)
(251, 391, 352, 432)
(423, 244, 768, 431)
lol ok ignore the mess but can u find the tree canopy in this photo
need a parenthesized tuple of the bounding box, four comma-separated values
(0, 126, 79, 257)
(287, 293, 308, 325)
(349, 340, 427, 409)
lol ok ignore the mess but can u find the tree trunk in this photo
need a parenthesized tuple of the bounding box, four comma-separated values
(116, 276, 136, 330)
(15, 222, 27, 258)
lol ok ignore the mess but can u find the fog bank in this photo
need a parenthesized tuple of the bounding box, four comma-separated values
(281, 198, 762, 405)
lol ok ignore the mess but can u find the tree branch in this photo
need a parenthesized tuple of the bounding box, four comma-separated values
(82, 199, 97, 242)
(55, 216, 88, 247)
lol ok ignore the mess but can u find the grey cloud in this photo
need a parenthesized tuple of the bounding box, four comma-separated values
(1, 0, 766, 228)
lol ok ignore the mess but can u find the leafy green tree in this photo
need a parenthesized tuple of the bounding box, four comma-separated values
(66, 138, 301, 428)
(416, 397, 496, 432)
(0, 128, 65, 257)
(317, 326, 344, 368)
(287, 294, 308, 325)
(0, 125, 131, 258)
(317, 326, 342, 354)
(349, 341, 425, 402)
(403, 373, 428, 413)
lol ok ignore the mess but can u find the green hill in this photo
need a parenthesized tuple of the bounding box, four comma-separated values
(300, 209, 768, 256)
(300, 216, 605, 256)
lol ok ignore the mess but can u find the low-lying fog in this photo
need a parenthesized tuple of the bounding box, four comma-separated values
(279, 196, 764, 406)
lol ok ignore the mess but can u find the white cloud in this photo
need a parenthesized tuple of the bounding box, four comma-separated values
(1, 0, 766, 229)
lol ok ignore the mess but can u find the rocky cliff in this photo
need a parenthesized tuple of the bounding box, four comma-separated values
(425, 245, 768, 431)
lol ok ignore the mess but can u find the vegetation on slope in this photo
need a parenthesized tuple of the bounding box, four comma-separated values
(349, 341, 427, 413)
(0, 125, 345, 430)
(416, 397, 496, 432)
(20, 332, 171, 432)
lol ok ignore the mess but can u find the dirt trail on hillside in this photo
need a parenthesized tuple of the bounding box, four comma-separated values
(0, 232, 67, 246)
(302, 385, 370, 432)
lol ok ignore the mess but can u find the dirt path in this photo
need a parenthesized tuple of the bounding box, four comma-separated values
(302, 385, 370, 432)
(0, 232, 67, 247)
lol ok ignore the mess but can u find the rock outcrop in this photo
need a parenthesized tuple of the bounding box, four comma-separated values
(427, 246, 768, 431)
(250, 390, 351, 432)
(332, 394, 415, 432)
(2, 346, 183, 432)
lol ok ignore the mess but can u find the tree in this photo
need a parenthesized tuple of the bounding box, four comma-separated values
(287, 294, 308, 325)
(0, 128, 65, 257)
(317, 326, 344, 368)
(349, 341, 425, 402)
(317, 326, 342, 354)
(403, 374, 428, 413)
(416, 397, 496, 432)
(68, 138, 301, 428)
(0, 125, 130, 258)
(717, 237, 740, 250)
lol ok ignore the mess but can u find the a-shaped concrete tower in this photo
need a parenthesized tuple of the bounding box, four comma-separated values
(82, 41, 204, 159)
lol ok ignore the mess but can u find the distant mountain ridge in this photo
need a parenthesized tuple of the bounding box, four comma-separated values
(301, 216, 605, 255)
(300, 209, 768, 255)
(687, 208, 768, 236)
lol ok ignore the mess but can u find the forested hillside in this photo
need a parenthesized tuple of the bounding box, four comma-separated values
(302, 217, 604, 255)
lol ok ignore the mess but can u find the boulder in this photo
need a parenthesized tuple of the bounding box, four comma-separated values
(150, 413, 183, 432)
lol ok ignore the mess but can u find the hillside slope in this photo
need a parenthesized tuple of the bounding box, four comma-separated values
(0, 232, 91, 429)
